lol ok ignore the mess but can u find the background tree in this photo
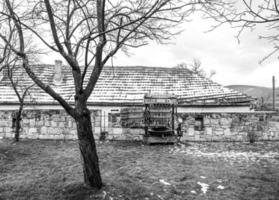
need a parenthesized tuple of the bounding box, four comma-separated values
(0, 16, 36, 142)
(0, 0, 211, 188)
(202, 0, 279, 63)
(0, 64, 35, 142)
(176, 58, 216, 79)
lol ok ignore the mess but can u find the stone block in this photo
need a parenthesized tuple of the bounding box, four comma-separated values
(220, 118, 230, 126)
(61, 129, 69, 135)
(112, 128, 123, 135)
(211, 119, 219, 125)
(261, 132, 269, 140)
(48, 134, 57, 139)
(44, 120, 50, 127)
(55, 134, 64, 140)
(58, 122, 65, 128)
(36, 120, 44, 127)
(48, 127, 61, 135)
(7, 121, 12, 127)
(0, 131, 5, 138)
(204, 118, 210, 125)
(67, 134, 78, 140)
(29, 127, 38, 135)
(21, 134, 28, 139)
(72, 123, 76, 129)
(51, 121, 57, 127)
(224, 128, 231, 136)
(194, 134, 200, 141)
(59, 116, 66, 122)
(187, 127, 195, 136)
(29, 119, 35, 127)
(204, 135, 213, 141)
(215, 130, 223, 135)
(4, 132, 11, 138)
(236, 135, 244, 141)
(67, 120, 72, 128)
(52, 116, 60, 122)
(69, 129, 77, 135)
(5, 127, 13, 133)
(22, 119, 29, 125)
(40, 127, 48, 135)
(0, 120, 8, 127)
(37, 135, 43, 139)
(205, 127, 212, 135)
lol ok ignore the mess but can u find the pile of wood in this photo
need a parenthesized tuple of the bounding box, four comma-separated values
(120, 107, 144, 128)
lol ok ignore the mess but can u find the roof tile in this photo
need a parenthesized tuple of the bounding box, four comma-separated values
(0, 65, 251, 105)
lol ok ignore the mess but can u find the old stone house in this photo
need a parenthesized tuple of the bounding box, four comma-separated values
(0, 61, 278, 141)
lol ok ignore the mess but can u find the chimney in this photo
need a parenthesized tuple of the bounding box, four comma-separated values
(53, 60, 63, 84)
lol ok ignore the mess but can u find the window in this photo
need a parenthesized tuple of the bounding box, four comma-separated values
(108, 113, 121, 128)
(194, 115, 204, 131)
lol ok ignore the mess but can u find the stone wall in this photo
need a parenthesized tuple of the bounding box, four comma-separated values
(179, 113, 279, 142)
(1, 110, 70, 139)
(0, 109, 144, 141)
(0, 109, 279, 142)
(0, 110, 97, 140)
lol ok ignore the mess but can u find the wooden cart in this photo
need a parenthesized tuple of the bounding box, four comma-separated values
(143, 94, 177, 144)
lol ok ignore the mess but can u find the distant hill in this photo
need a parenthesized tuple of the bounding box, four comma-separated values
(227, 85, 278, 109)
(227, 85, 273, 99)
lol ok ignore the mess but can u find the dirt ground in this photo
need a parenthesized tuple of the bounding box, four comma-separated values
(0, 139, 279, 200)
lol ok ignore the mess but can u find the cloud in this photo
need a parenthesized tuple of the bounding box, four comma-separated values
(40, 14, 278, 88)
(114, 14, 278, 87)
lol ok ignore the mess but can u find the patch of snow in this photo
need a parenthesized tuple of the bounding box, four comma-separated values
(217, 185, 225, 190)
(197, 182, 209, 194)
(200, 176, 206, 179)
(159, 179, 171, 186)
(169, 145, 279, 164)
(190, 190, 197, 194)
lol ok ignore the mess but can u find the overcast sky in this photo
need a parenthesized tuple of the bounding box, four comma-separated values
(112, 15, 279, 88)
(42, 14, 279, 88)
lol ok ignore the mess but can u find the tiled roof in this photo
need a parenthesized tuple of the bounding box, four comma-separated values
(0, 65, 252, 106)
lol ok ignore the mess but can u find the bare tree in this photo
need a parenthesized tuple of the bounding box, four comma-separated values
(202, 0, 279, 63)
(0, 13, 36, 142)
(0, 64, 34, 142)
(176, 58, 216, 78)
(0, 0, 210, 188)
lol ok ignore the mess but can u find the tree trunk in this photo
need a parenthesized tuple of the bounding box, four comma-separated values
(14, 105, 23, 142)
(75, 107, 102, 188)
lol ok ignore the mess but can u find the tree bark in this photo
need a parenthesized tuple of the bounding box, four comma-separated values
(75, 106, 102, 188)
(14, 104, 23, 142)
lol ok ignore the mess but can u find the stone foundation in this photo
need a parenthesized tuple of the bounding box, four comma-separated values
(0, 109, 278, 142)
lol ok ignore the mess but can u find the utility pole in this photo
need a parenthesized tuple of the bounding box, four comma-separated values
(273, 76, 276, 111)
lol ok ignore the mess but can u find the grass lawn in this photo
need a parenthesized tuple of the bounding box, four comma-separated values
(0, 139, 279, 200)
